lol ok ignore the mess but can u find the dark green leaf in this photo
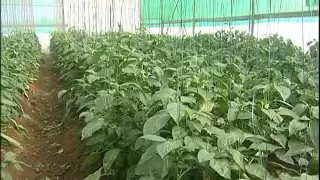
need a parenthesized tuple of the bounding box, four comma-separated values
(156, 140, 183, 158)
(197, 149, 215, 163)
(228, 149, 244, 170)
(227, 108, 237, 122)
(249, 142, 282, 152)
(81, 119, 104, 140)
(270, 133, 287, 148)
(261, 109, 283, 124)
(275, 149, 294, 165)
(57, 89, 67, 99)
(276, 107, 298, 119)
(84, 168, 101, 180)
(285, 144, 314, 156)
(292, 103, 307, 116)
(82, 152, 101, 169)
(245, 163, 272, 180)
(172, 126, 187, 140)
(103, 148, 120, 173)
(139, 135, 166, 142)
(209, 158, 231, 179)
(167, 102, 188, 125)
(143, 111, 170, 135)
(288, 120, 308, 136)
(309, 119, 319, 152)
(274, 85, 291, 101)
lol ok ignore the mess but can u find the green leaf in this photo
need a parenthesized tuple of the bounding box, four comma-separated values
(1, 97, 18, 107)
(276, 107, 298, 119)
(245, 163, 272, 180)
(237, 110, 253, 120)
(228, 149, 244, 170)
(156, 140, 183, 158)
(270, 133, 287, 148)
(292, 103, 307, 116)
(137, 145, 157, 167)
(297, 71, 309, 83)
(184, 136, 201, 151)
(299, 173, 319, 180)
(278, 172, 297, 180)
(166, 102, 188, 125)
(57, 89, 67, 99)
(81, 119, 104, 140)
(195, 88, 214, 102)
(126, 165, 136, 180)
(309, 119, 319, 152)
(261, 109, 283, 124)
(285, 144, 314, 156)
(275, 149, 294, 165)
(1, 169, 12, 180)
(197, 149, 215, 163)
(143, 110, 171, 135)
(13, 163, 24, 171)
(1, 133, 22, 149)
(86, 74, 99, 84)
(200, 101, 214, 112)
(148, 155, 172, 179)
(172, 126, 187, 140)
(190, 121, 203, 132)
(138, 175, 152, 180)
(4, 151, 17, 162)
(84, 168, 101, 180)
(274, 84, 291, 101)
(311, 106, 319, 119)
(181, 96, 196, 104)
(217, 132, 240, 149)
(82, 152, 101, 169)
(122, 66, 139, 74)
(103, 148, 120, 173)
(203, 125, 225, 136)
(209, 158, 231, 179)
(139, 135, 166, 142)
(249, 142, 282, 152)
(288, 120, 308, 136)
(227, 108, 237, 122)
(152, 88, 175, 101)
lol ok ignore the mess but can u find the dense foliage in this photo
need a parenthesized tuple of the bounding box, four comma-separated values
(1, 29, 42, 179)
(50, 28, 319, 180)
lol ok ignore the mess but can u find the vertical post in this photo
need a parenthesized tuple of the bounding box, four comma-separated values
(250, 0, 255, 35)
(160, 0, 164, 34)
(192, 0, 196, 36)
(139, 0, 142, 29)
(61, 0, 65, 30)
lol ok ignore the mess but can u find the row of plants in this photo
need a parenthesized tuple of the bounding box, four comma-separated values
(50, 28, 318, 180)
(1, 29, 43, 179)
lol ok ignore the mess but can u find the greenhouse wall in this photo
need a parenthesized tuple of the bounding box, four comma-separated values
(1, 0, 141, 52)
(142, 0, 319, 49)
(1, 0, 319, 51)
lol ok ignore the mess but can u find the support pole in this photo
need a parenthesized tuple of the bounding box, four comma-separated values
(192, 0, 196, 36)
(250, 0, 255, 35)
(160, 0, 164, 34)
(61, 0, 65, 30)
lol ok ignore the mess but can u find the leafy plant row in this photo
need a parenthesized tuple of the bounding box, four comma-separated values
(50, 28, 319, 180)
(1, 29, 43, 179)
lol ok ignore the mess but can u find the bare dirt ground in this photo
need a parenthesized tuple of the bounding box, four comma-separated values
(3, 55, 85, 180)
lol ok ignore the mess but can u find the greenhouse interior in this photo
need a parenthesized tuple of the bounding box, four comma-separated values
(1, 0, 319, 180)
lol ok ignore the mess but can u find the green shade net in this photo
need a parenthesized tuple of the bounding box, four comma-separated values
(141, 0, 319, 28)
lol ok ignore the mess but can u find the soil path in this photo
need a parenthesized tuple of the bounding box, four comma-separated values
(7, 55, 85, 180)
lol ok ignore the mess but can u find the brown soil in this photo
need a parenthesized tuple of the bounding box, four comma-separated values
(2, 55, 86, 180)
